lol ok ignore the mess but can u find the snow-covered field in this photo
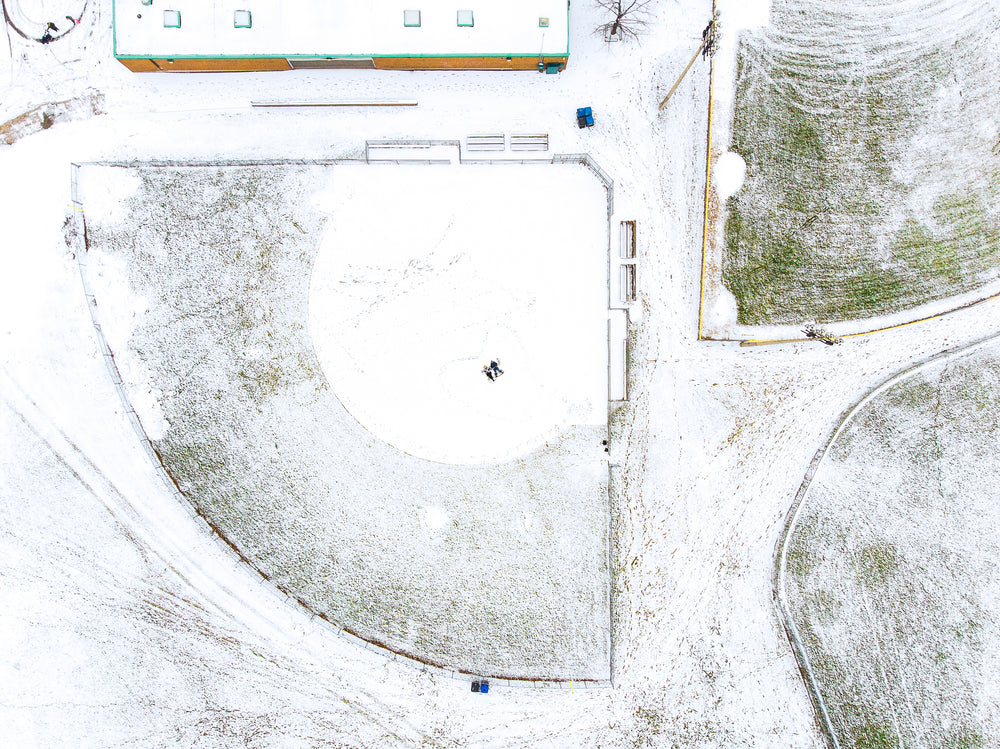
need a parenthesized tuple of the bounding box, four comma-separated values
(306, 164, 609, 465)
(76, 161, 611, 681)
(706, 0, 1000, 332)
(4, 0, 1000, 746)
(779, 338, 1000, 748)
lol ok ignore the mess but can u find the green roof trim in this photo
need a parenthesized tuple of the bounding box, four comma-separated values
(111, 0, 570, 60)
(115, 51, 569, 60)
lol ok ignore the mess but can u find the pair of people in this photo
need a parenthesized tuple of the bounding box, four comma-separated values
(482, 359, 504, 381)
(40, 17, 79, 44)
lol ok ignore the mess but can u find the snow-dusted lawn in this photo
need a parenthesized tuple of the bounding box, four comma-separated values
(8, 0, 1000, 745)
(781, 339, 1000, 748)
(77, 161, 611, 681)
(714, 0, 1000, 327)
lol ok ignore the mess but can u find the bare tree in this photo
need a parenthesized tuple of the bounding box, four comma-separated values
(596, 0, 654, 42)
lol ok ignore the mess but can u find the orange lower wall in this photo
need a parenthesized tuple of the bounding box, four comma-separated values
(117, 57, 292, 72)
(117, 58, 162, 72)
(117, 56, 566, 73)
(374, 56, 567, 71)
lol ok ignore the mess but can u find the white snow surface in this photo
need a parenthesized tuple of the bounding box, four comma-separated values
(715, 150, 745, 202)
(73, 165, 141, 225)
(113, 0, 569, 58)
(3, 0, 1000, 747)
(309, 164, 607, 464)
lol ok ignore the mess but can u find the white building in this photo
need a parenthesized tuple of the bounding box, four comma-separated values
(113, 0, 569, 72)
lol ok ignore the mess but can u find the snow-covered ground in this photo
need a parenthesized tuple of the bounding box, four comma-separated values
(75, 161, 612, 682)
(306, 163, 608, 465)
(4, 0, 1000, 746)
(779, 337, 1000, 749)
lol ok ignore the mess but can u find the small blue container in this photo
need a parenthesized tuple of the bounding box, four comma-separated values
(479, 681, 489, 693)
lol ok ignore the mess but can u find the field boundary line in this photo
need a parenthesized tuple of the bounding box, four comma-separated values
(773, 329, 1000, 749)
(740, 287, 1000, 346)
(697, 0, 717, 341)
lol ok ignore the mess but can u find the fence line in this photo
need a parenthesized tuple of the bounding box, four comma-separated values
(252, 101, 419, 108)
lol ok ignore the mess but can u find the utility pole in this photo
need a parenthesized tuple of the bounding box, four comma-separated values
(658, 13, 719, 111)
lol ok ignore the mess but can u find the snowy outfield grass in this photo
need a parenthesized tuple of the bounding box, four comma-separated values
(780, 339, 1000, 748)
(716, 0, 1000, 326)
(77, 162, 612, 681)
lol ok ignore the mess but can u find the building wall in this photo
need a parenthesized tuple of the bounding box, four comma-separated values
(117, 57, 292, 72)
(373, 55, 565, 70)
(116, 55, 567, 72)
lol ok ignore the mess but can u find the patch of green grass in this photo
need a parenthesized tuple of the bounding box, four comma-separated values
(945, 729, 984, 749)
(808, 589, 842, 623)
(787, 114, 825, 163)
(841, 267, 905, 320)
(933, 193, 1000, 265)
(784, 516, 821, 579)
(891, 219, 963, 285)
(785, 539, 817, 579)
(723, 198, 812, 324)
(854, 720, 899, 749)
(853, 542, 900, 589)
(881, 375, 937, 411)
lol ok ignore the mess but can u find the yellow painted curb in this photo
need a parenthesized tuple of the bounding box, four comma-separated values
(697, 0, 718, 342)
(738, 290, 1000, 346)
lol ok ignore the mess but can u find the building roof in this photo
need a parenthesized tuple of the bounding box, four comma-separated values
(113, 0, 569, 59)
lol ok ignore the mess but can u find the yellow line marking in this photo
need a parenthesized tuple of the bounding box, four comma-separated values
(739, 294, 1000, 346)
(841, 313, 943, 338)
(698, 0, 718, 342)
